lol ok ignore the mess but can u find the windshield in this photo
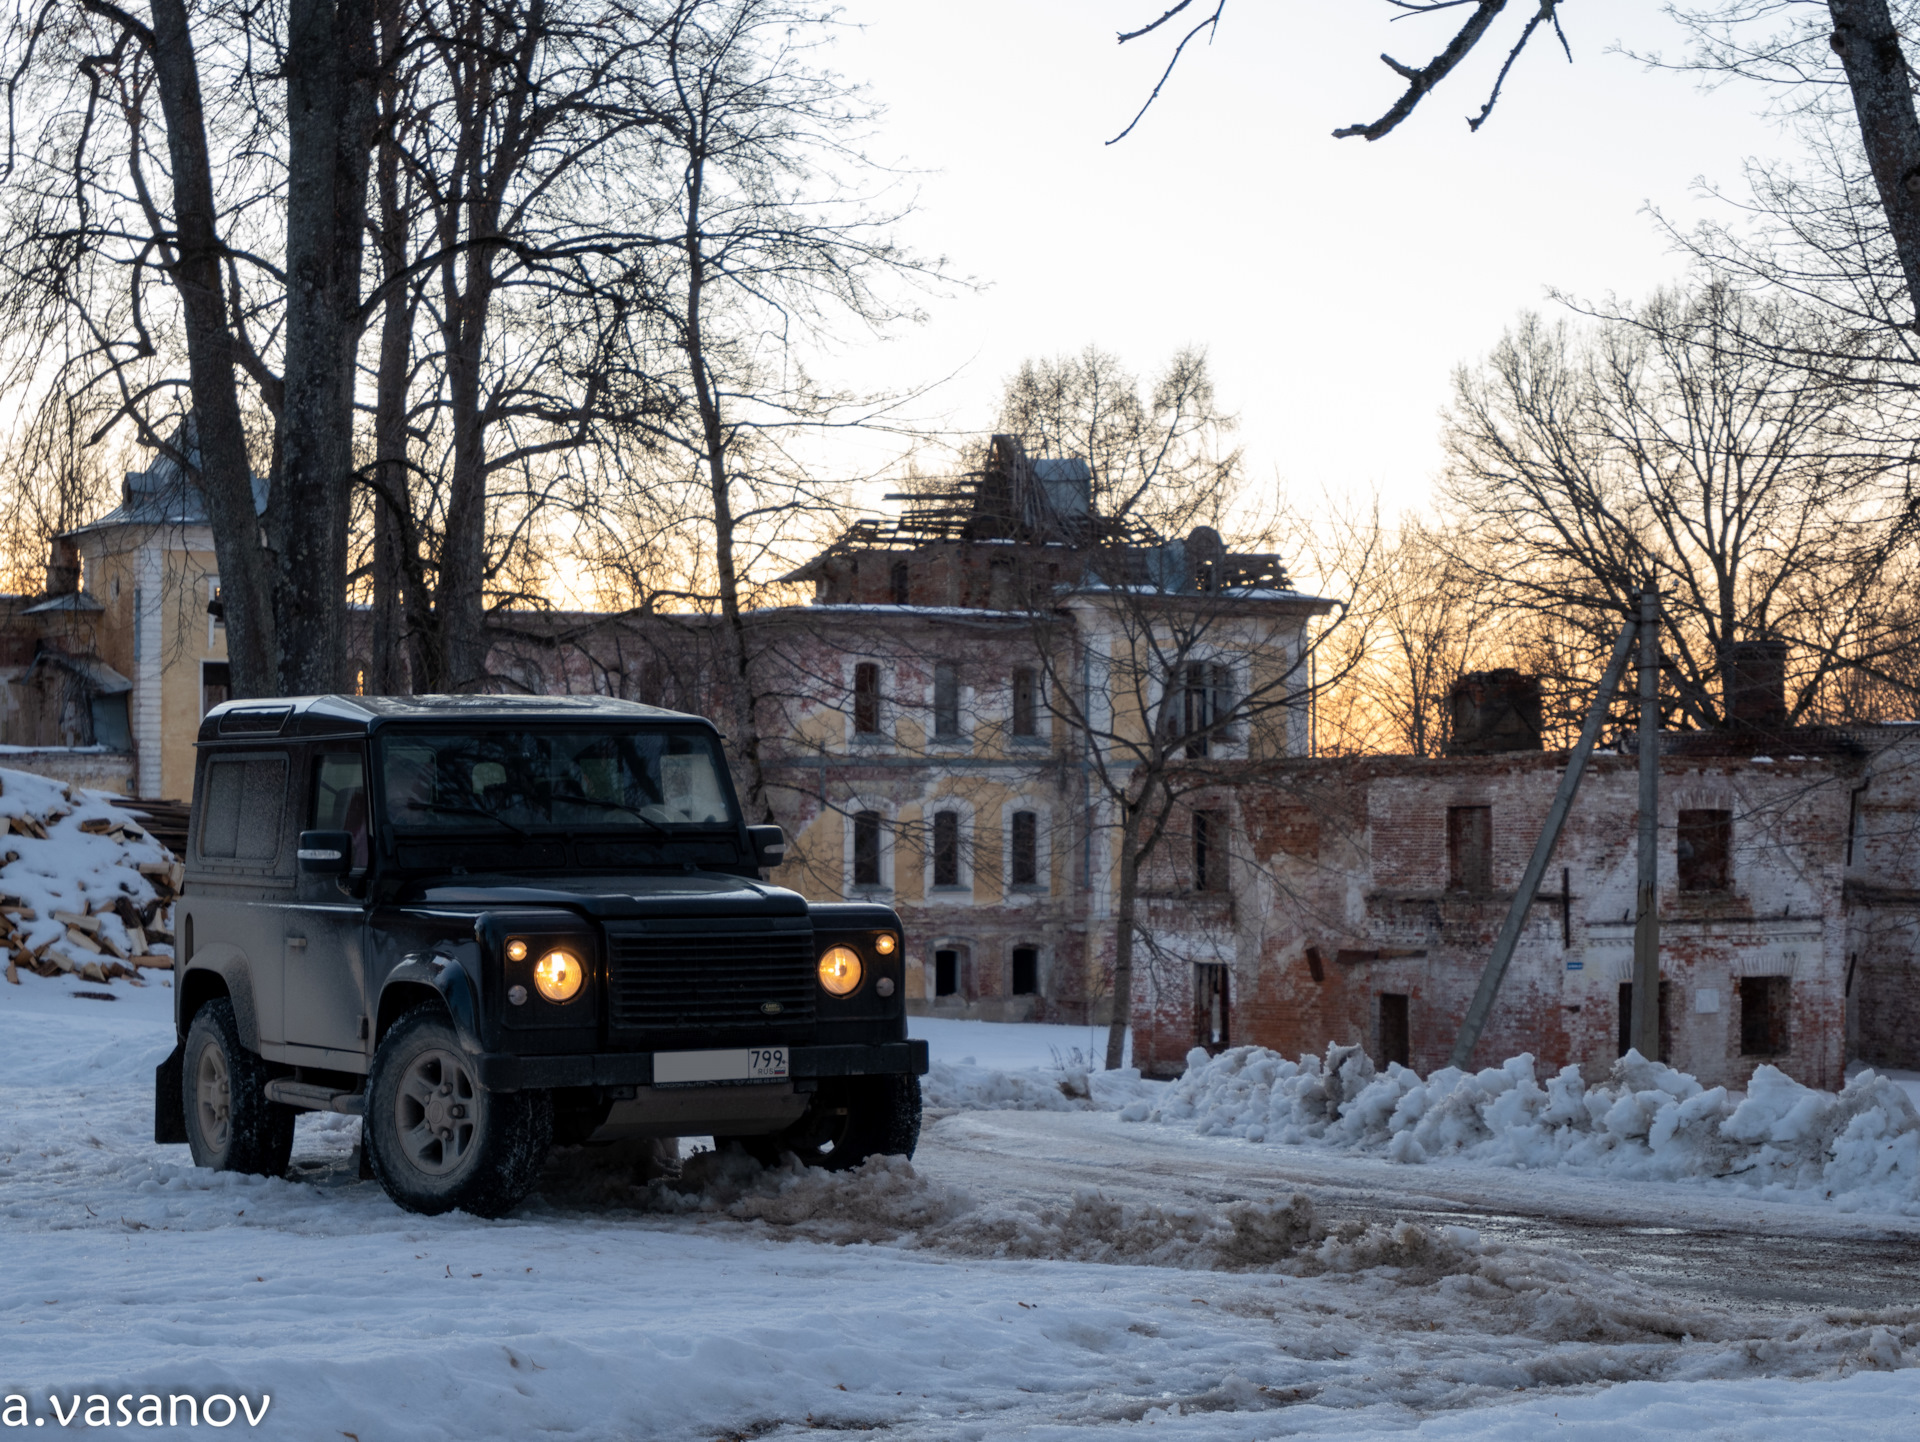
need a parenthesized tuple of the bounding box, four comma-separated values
(377, 728, 740, 835)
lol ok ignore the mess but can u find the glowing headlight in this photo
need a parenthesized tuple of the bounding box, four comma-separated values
(532, 948, 584, 1003)
(506, 938, 529, 962)
(817, 945, 864, 996)
(873, 933, 897, 955)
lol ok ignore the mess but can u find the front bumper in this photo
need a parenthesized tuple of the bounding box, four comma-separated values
(476, 1039, 929, 1092)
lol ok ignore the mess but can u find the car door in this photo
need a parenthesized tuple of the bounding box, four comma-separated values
(281, 747, 373, 1068)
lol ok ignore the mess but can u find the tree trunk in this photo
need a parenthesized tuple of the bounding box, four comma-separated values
(1829, 0, 1920, 321)
(1105, 806, 1143, 1071)
(145, 0, 280, 697)
(271, 0, 380, 696)
(366, 1, 412, 696)
(683, 160, 773, 822)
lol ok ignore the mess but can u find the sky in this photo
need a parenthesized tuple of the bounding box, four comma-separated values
(801, 0, 1797, 542)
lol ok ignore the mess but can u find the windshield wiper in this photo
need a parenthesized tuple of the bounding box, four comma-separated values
(404, 800, 530, 839)
(553, 794, 673, 837)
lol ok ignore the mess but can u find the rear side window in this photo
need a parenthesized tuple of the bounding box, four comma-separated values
(199, 755, 288, 862)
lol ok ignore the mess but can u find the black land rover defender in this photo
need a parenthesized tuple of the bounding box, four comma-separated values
(154, 694, 927, 1217)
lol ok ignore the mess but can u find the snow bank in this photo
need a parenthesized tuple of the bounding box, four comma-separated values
(0, 768, 178, 988)
(922, 1056, 1159, 1113)
(1142, 1042, 1920, 1213)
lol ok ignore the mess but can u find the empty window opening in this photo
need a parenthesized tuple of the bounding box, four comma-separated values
(1196, 963, 1231, 1053)
(934, 948, 959, 997)
(1739, 975, 1791, 1056)
(932, 811, 961, 888)
(1379, 992, 1410, 1068)
(1010, 810, 1039, 887)
(1678, 809, 1732, 892)
(1011, 946, 1038, 996)
(890, 559, 910, 605)
(1617, 980, 1674, 1060)
(1182, 662, 1235, 758)
(1193, 809, 1227, 893)
(853, 663, 881, 735)
(933, 663, 961, 739)
(852, 810, 882, 888)
(1447, 806, 1492, 892)
(1011, 668, 1038, 737)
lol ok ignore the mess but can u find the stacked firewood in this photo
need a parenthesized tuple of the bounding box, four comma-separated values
(0, 797, 180, 986)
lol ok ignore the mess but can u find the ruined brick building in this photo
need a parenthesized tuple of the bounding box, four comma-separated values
(1137, 653, 1920, 1090)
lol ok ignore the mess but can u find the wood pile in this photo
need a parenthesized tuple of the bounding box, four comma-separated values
(0, 781, 180, 987)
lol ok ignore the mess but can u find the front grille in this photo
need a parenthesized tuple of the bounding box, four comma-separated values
(605, 927, 816, 1046)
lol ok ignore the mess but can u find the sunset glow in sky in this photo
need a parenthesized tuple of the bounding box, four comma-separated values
(811, 1, 1792, 537)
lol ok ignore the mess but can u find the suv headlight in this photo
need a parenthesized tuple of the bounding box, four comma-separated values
(533, 947, 585, 1003)
(817, 945, 864, 996)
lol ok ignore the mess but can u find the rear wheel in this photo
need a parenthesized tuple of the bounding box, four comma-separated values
(182, 998, 295, 1177)
(729, 1074, 921, 1171)
(364, 1003, 551, 1218)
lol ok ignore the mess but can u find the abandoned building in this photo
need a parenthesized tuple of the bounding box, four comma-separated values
(1124, 646, 1920, 1090)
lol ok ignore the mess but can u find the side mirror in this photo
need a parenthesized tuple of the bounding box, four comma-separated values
(747, 824, 787, 871)
(298, 830, 355, 876)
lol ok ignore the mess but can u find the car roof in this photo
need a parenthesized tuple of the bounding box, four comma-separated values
(196, 692, 710, 743)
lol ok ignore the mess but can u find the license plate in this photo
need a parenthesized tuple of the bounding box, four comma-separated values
(653, 1047, 789, 1085)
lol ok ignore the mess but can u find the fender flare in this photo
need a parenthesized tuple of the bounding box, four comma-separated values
(177, 943, 261, 1051)
(379, 943, 484, 1055)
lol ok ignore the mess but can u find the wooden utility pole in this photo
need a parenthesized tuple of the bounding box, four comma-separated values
(1631, 586, 1662, 1059)
(1449, 615, 1639, 1070)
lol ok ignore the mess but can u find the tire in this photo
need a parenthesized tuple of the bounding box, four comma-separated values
(364, 1003, 552, 1218)
(182, 998, 295, 1177)
(731, 1074, 922, 1172)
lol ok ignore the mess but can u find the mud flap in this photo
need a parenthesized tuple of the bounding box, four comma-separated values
(154, 1040, 187, 1145)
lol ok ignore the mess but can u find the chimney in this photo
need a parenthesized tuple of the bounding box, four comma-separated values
(1447, 669, 1544, 755)
(1725, 640, 1787, 731)
(44, 538, 79, 598)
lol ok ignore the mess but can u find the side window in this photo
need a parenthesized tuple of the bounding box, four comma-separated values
(198, 754, 288, 864)
(310, 752, 369, 869)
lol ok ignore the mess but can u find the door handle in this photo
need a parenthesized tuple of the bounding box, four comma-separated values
(285, 936, 308, 950)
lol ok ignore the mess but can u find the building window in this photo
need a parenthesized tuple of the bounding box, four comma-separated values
(853, 662, 881, 735)
(1379, 992, 1410, 1068)
(201, 662, 231, 717)
(1193, 809, 1227, 894)
(852, 810, 882, 888)
(207, 577, 224, 650)
(1011, 946, 1038, 996)
(1678, 809, 1732, 892)
(1617, 981, 1674, 1060)
(1197, 963, 1231, 1053)
(890, 559, 910, 605)
(1010, 809, 1039, 887)
(1739, 975, 1791, 1055)
(1447, 805, 1492, 892)
(933, 663, 961, 740)
(934, 947, 960, 997)
(1011, 667, 1038, 737)
(932, 810, 961, 888)
(1182, 662, 1235, 758)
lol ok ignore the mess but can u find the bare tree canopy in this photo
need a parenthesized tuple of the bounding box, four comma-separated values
(1442, 279, 1920, 730)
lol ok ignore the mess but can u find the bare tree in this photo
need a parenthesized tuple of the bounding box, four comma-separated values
(582, 0, 944, 818)
(1441, 280, 1920, 730)
(991, 346, 1241, 538)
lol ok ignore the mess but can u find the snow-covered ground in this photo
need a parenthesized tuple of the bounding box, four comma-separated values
(6, 977, 1920, 1439)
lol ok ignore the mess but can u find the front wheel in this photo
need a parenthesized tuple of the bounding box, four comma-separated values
(182, 998, 295, 1177)
(728, 1074, 922, 1171)
(364, 1004, 552, 1217)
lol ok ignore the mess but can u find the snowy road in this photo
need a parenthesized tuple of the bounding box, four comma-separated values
(6, 983, 1920, 1440)
(917, 1109, 1920, 1312)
